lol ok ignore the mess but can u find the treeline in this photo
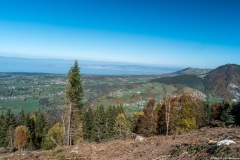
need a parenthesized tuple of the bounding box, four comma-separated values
(0, 109, 51, 151)
(82, 105, 127, 142)
(133, 94, 237, 137)
(0, 105, 127, 151)
(1, 95, 240, 151)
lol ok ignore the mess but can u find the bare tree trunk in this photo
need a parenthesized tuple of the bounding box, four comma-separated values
(163, 86, 169, 136)
(70, 129, 72, 146)
(67, 101, 72, 146)
(166, 98, 170, 136)
(61, 112, 66, 145)
(150, 104, 154, 134)
(9, 127, 13, 150)
(164, 95, 170, 136)
(50, 136, 60, 148)
(165, 96, 168, 136)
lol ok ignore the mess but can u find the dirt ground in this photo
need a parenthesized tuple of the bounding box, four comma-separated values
(1, 127, 240, 160)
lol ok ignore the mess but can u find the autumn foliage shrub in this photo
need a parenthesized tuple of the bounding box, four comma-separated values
(14, 125, 30, 151)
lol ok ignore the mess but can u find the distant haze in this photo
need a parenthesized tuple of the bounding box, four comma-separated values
(0, 1, 240, 68)
(0, 56, 182, 75)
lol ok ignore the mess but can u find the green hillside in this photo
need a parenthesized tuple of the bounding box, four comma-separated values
(150, 74, 205, 92)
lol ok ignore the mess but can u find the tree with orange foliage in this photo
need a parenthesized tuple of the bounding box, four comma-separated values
(211, 102, 222, 120)
(14, 126, 30, 151)
(136, 99, 157, 136)
(156, 93, 205, 135)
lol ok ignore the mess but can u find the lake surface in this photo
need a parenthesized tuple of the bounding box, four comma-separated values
(0, 65, 176, 75)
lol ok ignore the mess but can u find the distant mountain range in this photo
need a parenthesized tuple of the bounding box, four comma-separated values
(151, 64, 240, 102)
(0, 56, 181, 75)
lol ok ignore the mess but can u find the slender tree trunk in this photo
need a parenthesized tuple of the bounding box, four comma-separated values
(70, 129, 72, 146)
(61, 113, 66, 145)
(150, 105, 154, 134)
(120, 125, 122, 137)
(9, 127, 13, 150)
(164, 96, 168, 136)
(166, 107, 168, 135)
(67, 101, 72, 146)
(165, 96, 170, 136)
(166, 99, 170, 136)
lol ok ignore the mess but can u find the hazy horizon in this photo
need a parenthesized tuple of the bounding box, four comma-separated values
(0, 56, 184, 75)
(0, 0, 240, 68)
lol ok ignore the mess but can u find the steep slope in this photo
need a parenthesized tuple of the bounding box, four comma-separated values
(204, 64, 240, 101)
(151, 64, 240, 101)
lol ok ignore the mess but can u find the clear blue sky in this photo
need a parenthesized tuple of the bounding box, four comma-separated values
(0, 0, 239, 68)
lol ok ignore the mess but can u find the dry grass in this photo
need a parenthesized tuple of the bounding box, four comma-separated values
(1, 127, 240, 160)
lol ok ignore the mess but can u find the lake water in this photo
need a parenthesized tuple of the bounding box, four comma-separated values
(0, 65, 171, 75)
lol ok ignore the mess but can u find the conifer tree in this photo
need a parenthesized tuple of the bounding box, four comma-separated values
(232, 102, 240, 125)
(34, 112, 50, 149)
(24, 113, 36, 150)
(65, 60, 84, 146)
(220, 102, 234, 126)
(0, 113, 5, 147)
(92, 105, 106, 142)
(83, 108, 94, 141)
(18, 109, 25, 126)
(156, 102, 167, 135)
(4, 108, 16, 129)
(105, 106, 115, 138)
(112, 105, 118, 117)
(2, 109, 16, 148)
(24, 113, 30, 127)
(204, 103, 212, 122)
(116, 105, 125, 115)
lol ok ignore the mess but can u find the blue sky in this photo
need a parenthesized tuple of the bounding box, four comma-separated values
(0, 0, 239, 68)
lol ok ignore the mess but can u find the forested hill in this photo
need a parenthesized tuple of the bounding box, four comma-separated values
(204, 64, 240, 100)
(151, 64, 240, 101)
(175, 67, 211, 75)
(161, 67, 212, 77)
(150, 74, 205, 91)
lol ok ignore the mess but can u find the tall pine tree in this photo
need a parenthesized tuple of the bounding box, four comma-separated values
(220, 102, 234, 126)
(0, 113, 5, 147)
(18, 109, 25, 126)
(92, 105, 106, 142)
(83, 108, 94, 141)
(105, 106, 115, 139)
(65, 60, 84, 146)
(2, 109, 16, 148)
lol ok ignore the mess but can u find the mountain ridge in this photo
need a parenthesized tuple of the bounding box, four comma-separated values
(151, 64, 240, 102)
(205, 63, 240, 101)
(160, 67, 212, 77)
